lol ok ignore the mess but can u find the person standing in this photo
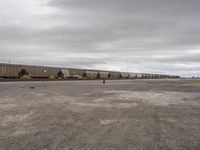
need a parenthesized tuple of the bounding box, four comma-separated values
(103, 78, 105, 84)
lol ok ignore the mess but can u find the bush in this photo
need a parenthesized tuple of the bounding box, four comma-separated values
(20, 75, 31, 80)
(192, 78, 200, 82)
(48, 75, 55, 80)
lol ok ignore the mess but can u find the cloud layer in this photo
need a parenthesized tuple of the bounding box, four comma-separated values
(0, 0, 200, 77)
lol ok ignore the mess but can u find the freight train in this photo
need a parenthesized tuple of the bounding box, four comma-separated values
(0, 63, 180, 80)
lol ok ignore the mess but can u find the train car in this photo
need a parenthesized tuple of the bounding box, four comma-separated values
(120, 72, 130, 79)
(149, 74, 153, 79)
(135, 73, 142, 79)
(108, 72, 120, 79)
(144, 73, 153, 79)
(25, 66, 59, 78)
(141, 73, 146, 79)
(99, 71, 109, 79)
(85, 70, 99, 79)
(154, 74, 159, 79)
(0, 63, 60, 78)
(148, 74, 153, 79)
(0, 63, 21, 78)
(0, 63, 15, 78)
(151, 74, 156, 79)
(67, 68, 84, 79)
(129, 73, 138, 79)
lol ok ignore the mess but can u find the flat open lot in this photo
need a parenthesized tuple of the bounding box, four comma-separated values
(0, 79, 200, 150)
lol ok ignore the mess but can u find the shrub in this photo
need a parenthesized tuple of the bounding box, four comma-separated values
(192, 78, 200, 82)
(48, 75, 55, 80)
(20, 75, 31, 80)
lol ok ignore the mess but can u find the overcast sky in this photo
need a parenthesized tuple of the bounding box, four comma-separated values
(0, 0, 200, 77)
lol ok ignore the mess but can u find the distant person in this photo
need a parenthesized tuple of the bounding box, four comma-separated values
(103, 78, 105, 84)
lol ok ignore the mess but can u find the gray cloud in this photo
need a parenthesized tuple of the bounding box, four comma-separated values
(0, 0, 200, 77)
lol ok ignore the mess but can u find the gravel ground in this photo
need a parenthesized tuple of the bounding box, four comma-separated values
(0, 79, 200, 150)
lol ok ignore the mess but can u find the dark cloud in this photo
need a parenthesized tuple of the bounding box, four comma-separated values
(0, 0, 200, 76)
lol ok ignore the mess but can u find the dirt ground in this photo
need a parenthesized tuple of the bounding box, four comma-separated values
(0, 79, 200, 150)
